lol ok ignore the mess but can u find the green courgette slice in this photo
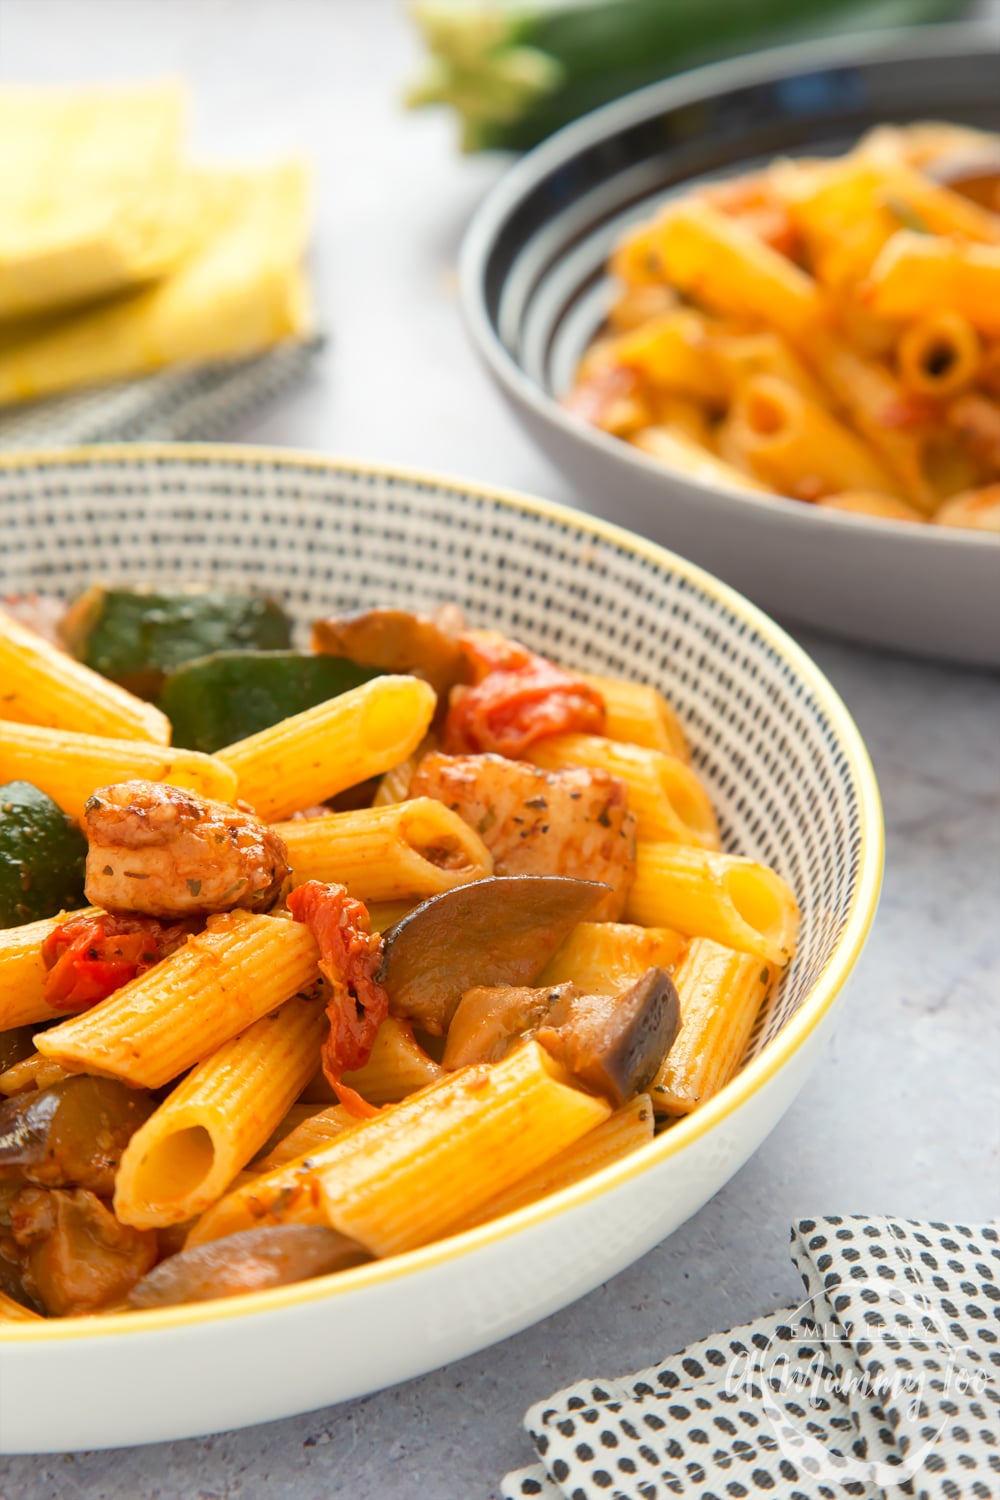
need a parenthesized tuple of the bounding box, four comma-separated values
(61, 587, 293, 698)
(160, 651, 380, 754)
(0, 781, 87, 929)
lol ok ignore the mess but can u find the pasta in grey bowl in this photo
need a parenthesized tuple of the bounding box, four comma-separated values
(460, 25, 1000, 666)
(0, 446, 881, 1451)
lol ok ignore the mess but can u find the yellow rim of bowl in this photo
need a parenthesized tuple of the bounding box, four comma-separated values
(0, 443, 885, 1343)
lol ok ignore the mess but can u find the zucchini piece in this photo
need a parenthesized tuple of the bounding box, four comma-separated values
(160, 652, 380, 754)
(0, 781, 87, 929)
(61, 587, 293, 698)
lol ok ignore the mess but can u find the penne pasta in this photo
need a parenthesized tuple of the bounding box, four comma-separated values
(187, 1041, 611, 1254)
(649, 201, 824, 343)
(649, 938, 775, 1115)
(340, 1015, 443, 1105)
(248, 1101, 327, 1161)
(624, 843, 799, 968)
(454, 1093, 655, 1231)
(865, 231, 1000, 337)
(897, 311, 981, 400)
(578, 673, 690, 761)
(818, 491, 926, 523)
(370, 733, 437, 806)
(0, 1290, 43, 1321)
(582, 310, 726, 403)
(0, 607, 169, 743)
(979, 343, 1000, 400)
(563, 364, 652, 436)
(610, 220, 672, 288)
(114, 990, 328, 1228)
(0, 906, 101, 1030)
(568, 124, 1000, 530)
(727, 374, 901, 500)
(254, 1103, 360, 1173)
(606, 282, 678, 330)
(35, 911, 319, 1088)
(523, 733, 719, 848)
(708, 329, 829, 407)
(537, 922, 686, 993)
(932, 484, 1000, 532)
(806, 336, 931, 507)
(275, 798, 493, 901)
(631, 422, 766, 493)
(0, 719, 236, 822)
(217, 674, 436, 822)
(649, 396, 712, 448)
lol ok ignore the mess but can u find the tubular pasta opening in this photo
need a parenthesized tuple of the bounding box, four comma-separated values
(133, 1125, 216, 1206)
(744, 385, 793, 438)
(399, 804, 483, 874)
(724, 865, 791, 955)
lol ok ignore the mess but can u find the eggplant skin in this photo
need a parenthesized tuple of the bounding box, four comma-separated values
(0, 1076, 156, 1197)
(378, 874, 609, 1035)
(537, 966, 680, 1107)
(128, 1225, 368, 1308)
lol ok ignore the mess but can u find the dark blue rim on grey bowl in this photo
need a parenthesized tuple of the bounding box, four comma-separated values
(459, 25, 1000, 668)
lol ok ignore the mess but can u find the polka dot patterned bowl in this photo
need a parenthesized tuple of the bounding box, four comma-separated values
(0, 445, 883, 1452)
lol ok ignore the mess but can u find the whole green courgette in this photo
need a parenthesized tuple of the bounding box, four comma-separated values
(407, 0, 969, 151)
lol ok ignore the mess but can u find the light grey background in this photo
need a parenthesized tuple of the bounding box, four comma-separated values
(0, 2, 998, 1496)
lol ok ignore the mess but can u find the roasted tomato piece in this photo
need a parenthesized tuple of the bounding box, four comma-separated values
(287, 881, 389, 1118)
(443, 631, 605, 758)
(42, 912, 197, 1011)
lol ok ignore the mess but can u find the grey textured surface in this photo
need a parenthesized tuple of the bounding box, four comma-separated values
(0, 2, 998, 1496)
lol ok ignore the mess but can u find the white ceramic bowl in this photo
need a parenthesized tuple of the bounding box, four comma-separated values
(459, 26, 1000, 666)
(0, 446, 883, 1452)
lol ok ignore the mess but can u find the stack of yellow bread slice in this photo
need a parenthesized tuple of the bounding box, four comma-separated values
(0, 81, 311, 404)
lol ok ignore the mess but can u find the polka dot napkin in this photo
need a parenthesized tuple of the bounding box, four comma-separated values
(501, 1217, 999, 1500)
(0, 337, 320, 449)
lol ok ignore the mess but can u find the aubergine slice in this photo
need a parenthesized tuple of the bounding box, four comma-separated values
(128, 1225, 368, 1308)
(537, 967, 681, 1107)
(378, 875, 609, 1035)
(0, 1076, 155, 1196)
(312, 608, 467, 700)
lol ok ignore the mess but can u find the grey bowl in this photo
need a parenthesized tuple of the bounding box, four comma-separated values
(460, 25, 1000, 667)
